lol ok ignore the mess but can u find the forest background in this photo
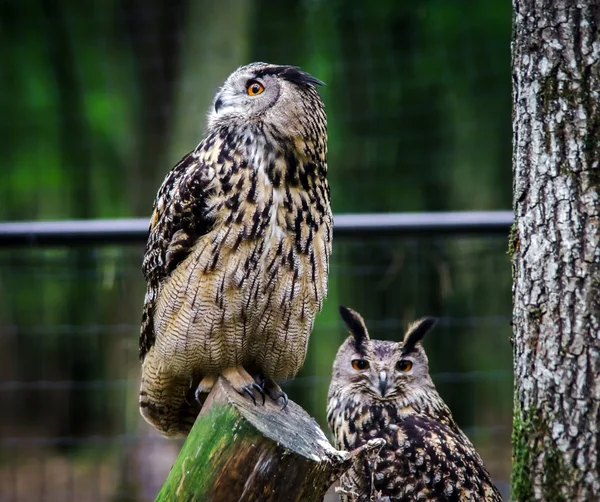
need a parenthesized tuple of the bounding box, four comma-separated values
(0, 1, 513, 500)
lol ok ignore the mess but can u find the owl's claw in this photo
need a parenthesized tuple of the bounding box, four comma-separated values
(242, 386, 257, 405)
(238, 383, 265, 405)
(222, 366, 265, 405)
(194, 375, 216, 404)
(279, 391, 289, 410)
(262, 377, 288, 410)
(252, 382, 266, 405)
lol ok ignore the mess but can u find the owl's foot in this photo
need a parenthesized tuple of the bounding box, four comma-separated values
(263, 377, 289, 410)
(222, 366, 265, 405)
(250, 382, 266, 405)
(194, 375, 216, 404)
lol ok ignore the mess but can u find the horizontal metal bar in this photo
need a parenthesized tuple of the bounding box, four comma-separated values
(333, 211, 513, 235)
(0, 370, 513, 392)
(0, 218, 150, 246)
(0, 211, 513, 247)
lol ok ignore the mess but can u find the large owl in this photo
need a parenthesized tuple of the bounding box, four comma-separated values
(327, 306, 502, 502)
(139, 63, 331, 437)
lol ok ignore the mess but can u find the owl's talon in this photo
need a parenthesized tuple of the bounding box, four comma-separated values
(279, 391, 289, 410)
(222, 366, 259, 403)
(252, 382, 266, 405)
(262, 377, 288, 409)
(242, 386, 257, 405)
(194, 375, 216, 404)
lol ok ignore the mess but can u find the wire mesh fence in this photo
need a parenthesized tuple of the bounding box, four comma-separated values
(3, 0, 513, 499)
(1, 0, 511, 224)
(0, 226, 513, 501)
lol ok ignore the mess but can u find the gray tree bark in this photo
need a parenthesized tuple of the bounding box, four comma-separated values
(511, 1, 600, 500)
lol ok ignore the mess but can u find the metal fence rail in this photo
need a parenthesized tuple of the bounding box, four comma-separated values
(0, 211, 513, 246)
(0, 212, 514, 501)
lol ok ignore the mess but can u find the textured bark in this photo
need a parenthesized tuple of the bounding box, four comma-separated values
(155, 378, 383, 502)
(511, 1, 600, 501)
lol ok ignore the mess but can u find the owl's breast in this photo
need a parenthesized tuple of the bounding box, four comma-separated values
(220, 176, 329, 310)
(153, 165, 330, 378)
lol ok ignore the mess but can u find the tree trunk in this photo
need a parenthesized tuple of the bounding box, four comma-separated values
(155, 378, 383, 502)
(511, 1, 600, 500)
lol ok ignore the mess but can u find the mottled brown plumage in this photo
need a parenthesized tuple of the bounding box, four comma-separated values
(327, 306, 502, 501)
(139, 63, 331, 437)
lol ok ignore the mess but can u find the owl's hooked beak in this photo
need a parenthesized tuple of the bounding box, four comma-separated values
(378, 371, 389, 397)
(214, 95, 224, 114)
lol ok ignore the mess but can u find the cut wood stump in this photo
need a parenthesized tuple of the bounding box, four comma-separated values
(155, 378, 384, 502)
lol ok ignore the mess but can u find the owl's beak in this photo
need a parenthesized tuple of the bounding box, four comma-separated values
(378, 371, 388, 397)
(214, 96, 223, 113)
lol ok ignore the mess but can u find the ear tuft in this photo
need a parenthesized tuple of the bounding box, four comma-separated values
(401, 317, 437, 355)
(339, 305, 370, 354)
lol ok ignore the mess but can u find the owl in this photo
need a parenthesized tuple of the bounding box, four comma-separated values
(327, 306, 502, 502)
(139, 63, 332, 437)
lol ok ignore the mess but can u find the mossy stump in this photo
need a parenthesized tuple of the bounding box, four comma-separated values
(155, 378, 383, 502)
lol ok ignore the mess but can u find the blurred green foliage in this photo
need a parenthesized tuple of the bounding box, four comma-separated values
(0, 0, 513, 500)
(1, 0, 511, 220)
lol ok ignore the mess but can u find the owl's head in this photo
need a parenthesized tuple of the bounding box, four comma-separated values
(329, 306, 438, 402)
(207, 62, 325, 134)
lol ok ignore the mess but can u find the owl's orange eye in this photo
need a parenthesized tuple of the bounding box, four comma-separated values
(247, 81, 265, 96)
(351, 359, 369, 371)
(396, 360, 413, 372)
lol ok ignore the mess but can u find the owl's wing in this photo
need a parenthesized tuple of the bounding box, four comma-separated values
(396, 414, 503, 500)
(139, 150, 215, 360)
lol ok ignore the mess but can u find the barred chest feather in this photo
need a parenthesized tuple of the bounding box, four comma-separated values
(153, 127, 332, 381)
(327, 393, 499, 501)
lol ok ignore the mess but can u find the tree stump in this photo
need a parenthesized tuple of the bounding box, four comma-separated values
(155, 378, 384, 502)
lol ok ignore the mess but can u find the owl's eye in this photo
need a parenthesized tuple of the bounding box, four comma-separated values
(247, 81, 265, 96)
(396, 360, 413, 372)
(351, 359, 369, 371)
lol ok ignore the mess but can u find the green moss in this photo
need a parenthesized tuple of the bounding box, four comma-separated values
(511, 405, 534, 501)
(156, 404, 253, 501)
(591, 276, 600, 319)
(588, 166, 600, 195)
(558, 163, 577, 178)
(542, 444, 568, 502)
(527, 305, 543, 323)
(507, 222, 519, 258)
(540, 66, 559, 154)
(511, 405, 569, 502)
(581, 65, 600, 177)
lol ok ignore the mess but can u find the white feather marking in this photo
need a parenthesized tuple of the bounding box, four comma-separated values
(255, 157, 286, 250)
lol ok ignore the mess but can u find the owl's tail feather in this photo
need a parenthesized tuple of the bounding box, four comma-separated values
(139, 354, 200, 437)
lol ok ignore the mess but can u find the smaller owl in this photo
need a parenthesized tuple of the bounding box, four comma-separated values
(327, 306, 502, 502)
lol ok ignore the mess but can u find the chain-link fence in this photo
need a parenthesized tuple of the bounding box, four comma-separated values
(0, 221, 512, 501)
(3, 0, 513, 499)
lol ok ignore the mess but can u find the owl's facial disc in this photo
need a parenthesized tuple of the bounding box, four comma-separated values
(344, 342, 422, 400)
(209, 70, 281, 127)
(207, 63, 324, 133)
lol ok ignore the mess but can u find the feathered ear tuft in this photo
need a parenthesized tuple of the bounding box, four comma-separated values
(401, 317, 437, 355)
(339, 305, 370, 354)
